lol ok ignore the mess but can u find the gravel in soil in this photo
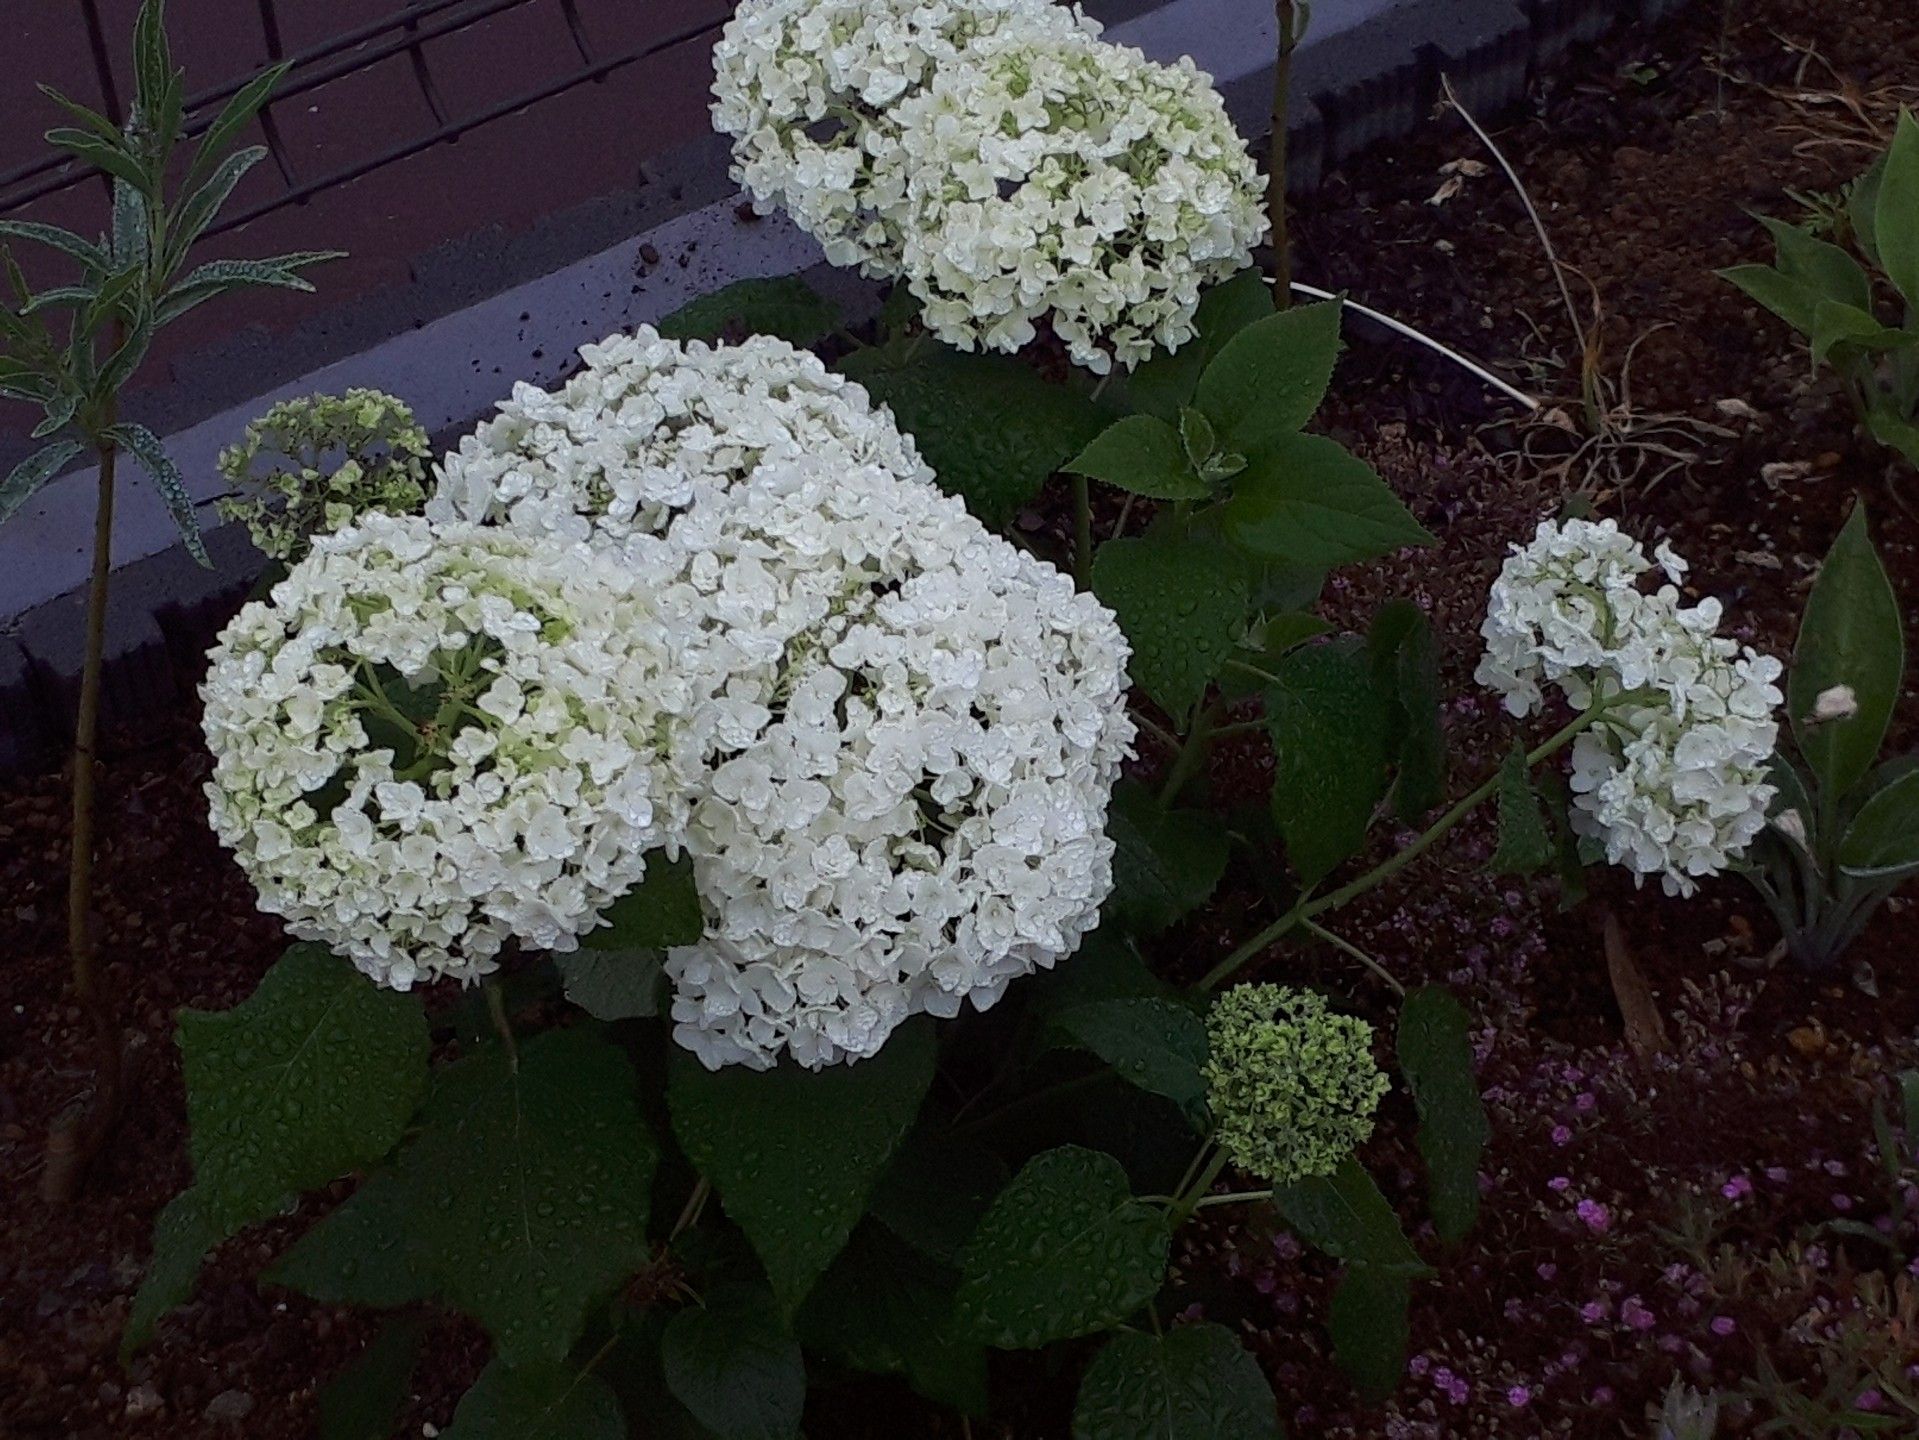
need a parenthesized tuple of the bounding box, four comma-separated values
(5, 0, 1919, 1435)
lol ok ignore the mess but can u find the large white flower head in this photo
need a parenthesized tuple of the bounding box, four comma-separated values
(1476, 518, 1782, 897)
(891, 33, 1267, 372)
(643, 458, 1135, 1071)
(201, 513, 692, 989)
(711, 0, 1102, 273)
(427, 326, 930, 550)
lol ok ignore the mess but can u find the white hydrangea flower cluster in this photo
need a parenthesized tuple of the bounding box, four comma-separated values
(637, 458, 1135, 1070)
(710, 0, 1266, 373)
(426, 327, 930, 550)
(1476, 518, 1783, 897)
(893, 34, 1267, 372)
(711, 0, 1102, 273)
(201, 514, 690, 989)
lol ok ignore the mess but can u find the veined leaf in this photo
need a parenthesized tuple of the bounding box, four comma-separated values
(1329, 1268, 1411, 1403)
(1093, 532, 1249, 719)
(1067, 415, 1210, 500)
(1073, 1324, 1283, 1439)
(1127, 268, 1276, 423)
(1265, 636, 1392, 886)
(1193, 300, 1342, 451)
(1397, 985, 1490, 1244)
(1223, 434, 1432, 572)
(1271, 1157, 1429, 1276)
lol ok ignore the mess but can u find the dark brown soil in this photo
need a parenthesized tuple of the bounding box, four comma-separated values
(5, 0, 1919, 1435)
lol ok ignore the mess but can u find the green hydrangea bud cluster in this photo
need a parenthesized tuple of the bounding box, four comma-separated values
(1204, 983, 1388, 1185)
(217, 389, 430, 562)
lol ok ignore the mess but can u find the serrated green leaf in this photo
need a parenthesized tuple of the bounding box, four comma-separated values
(1328, 1268, 1411, 1404)
(1877, 110, 1919, 306)
(106, 421, 208, 565)
(1093, 532, 1249, 718)
(586, 853, 703, 949)
(1106, 780, 1230, 935)
(1222, 433, 1432, 572)
(1489, 745, 1553, 876)
(797, 1224, 988, 1415)
(868, 1124, 1007, 1266)
(265, 1170, 434, 1308)
(1838, 768, 1919, 880)
(122, 1188, 224, 1356)
(1265, 637, 1392, 886)
(1368, 601, 1447, 822)
(1, 440, 84, 526)
(658, 276, 843, 347)
(555, 947, 665, 1019)
(956, 1145, 1169, 1348)
(840, 347, 1107, 528)
(1194, 300, 1342, 451)
(1127, 268, 1276, 422)
(1397, 986, 1489, 1244)
(319, 1315, 424, 1440)
(391, 1029, 657, 1365)
(1052, 997, 1208, 1118)
(669, 1020, 935, 1314)
(1791, 503, 1904, 804)
(442, 1359, 624, 1440)
(1067, 415, 1210, 499)
(662, 1283, 805, 1440)
(1073, 1323, 1283, 1440)
(1271, 1156, 1428, 1275)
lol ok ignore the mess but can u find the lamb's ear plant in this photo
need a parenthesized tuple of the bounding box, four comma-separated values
(1743, 502, 1915, 970)
(1720, 108, 1919, 471)
(0, 0, 340, 1200)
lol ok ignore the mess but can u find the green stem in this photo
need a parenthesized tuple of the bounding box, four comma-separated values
(1198, 703, 1609, 991)
(1268, 0, 1297, 305)
(484, 980, 518, 1073)
(1171, 1147, 1231, 1228)
(1072, 473, 1093, 589)
(1302, 917, 1404, 995)
(1157, 704, 1216, 808)
(1193, 1188, 1274, 1211)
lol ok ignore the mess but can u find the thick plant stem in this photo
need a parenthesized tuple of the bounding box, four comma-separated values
(1197, 704, 1608, 992)
(1072, 473, 1093, 589)
(1171, 1147, 1231, 1228)
(45, 442, 124, 1203)
(1157, 704, 1216, 808)
(1268, 0, 1296, 305)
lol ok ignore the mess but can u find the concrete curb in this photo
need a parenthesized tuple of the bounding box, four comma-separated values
(0, 0, 1686, 773)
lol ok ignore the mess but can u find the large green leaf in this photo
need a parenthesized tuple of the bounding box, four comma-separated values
(956, 1146, 1170, 1348)
(669, 1020, 935, 1314)
(1094, 532, 1249, 719)
(589, 853, 704, 947)
(1193, 300, 1342, 451)
(1128, 268, 1276, 422)
(390, 1029, 657, 1366)
(1264, 637, 1392, 886)
(1877, 110, 1919, 306)
(1052, 997, 1209, 1119)
(1222, 434, 1432, 572)
(1759, 215, 1875, 312)
(1073, 1324, 1283, 1439)
(1396, 986, 1490, 1244)
(1719, 263, 1821, 337)
(1328, 1268, 1411, 1404)
(658, 276, 843, 348)
(555, 948, 665, 1020)
(125, 944, 428, 1351)
(1838, 768, 1919, 880)
(841, 346, 1107, 528)
(661, 1283, 805, 1440)
(1271, 1157, 1428, 1276)
(319, 1316, 424, 1440)
(442, 1359, 624, 1440)
(1790, 503, 1904, 804)
(1368, 601, 1447, 822)
(1488, 746, 1553, 877)
(266, 1170, 433, 1309)
(868, 1125, 1007, 1266)
(1105, 780, 1231, 935)
(1067, 415, 1211, 499)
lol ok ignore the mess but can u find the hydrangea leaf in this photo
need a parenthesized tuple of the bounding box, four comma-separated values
(840, 346, 1107, 528)
(1791, 503, 1904, 803)
(587, 853, 704, 949)
(1106, 781, 1231, 935)
(1222, 434, 1433, 573)
(956, 1145, 1170, 1348)
(1328, 1268, 1411, 1404)
(798, 1224, 988, 1416)
(319, 1316, 424, 1440)
(393, 1029, 658, 1366)
(1264, 637, 1392, 886)
(441, 1358, 624, 1440)
(1094, 532, 1249, 719)
(668, 1019, 935, 1315)
(125, 943, 428, 1352)
(661, 1283, 805, 1440)
(555, 948, 666, 1021)
(1072, 1323, 1283, 1440)
(657, 276, 843, 348)
(1396, 986, 1490, 1244)
(1127, 267, 1276, 423)
(265, 1171, 434, 1308)
(1367, 601, 1447, 823)
(1837, 768, 1919, 880)
(1488, 746, 1553, 877)
(1271, 1157, 1429, 1277)
(1193, 299, 1342, 451)
(869, 1125, 1008, 1265)
(1052, 997, 1209, 1120)
(1066, 415, 1211, 500)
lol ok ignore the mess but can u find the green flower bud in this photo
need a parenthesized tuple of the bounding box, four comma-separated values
(1204, 983, 1388, 1185)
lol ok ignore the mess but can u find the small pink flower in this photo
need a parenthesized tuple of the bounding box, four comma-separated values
(1831, 1193, 1853, 1213)
(1537, 1262, 1558, 1281)
(1856, 1390, 1884, 1412)
(1620, 1296, 1655, 1331)
(1580, 1301, 1609, 1324)
(1592, 1386, 1615, 1405)
(1710, 1316, 1736, 1336)
(1551, 1125, 1574, 1146)
(1548, 1175, 1571, 1193)
(1507, 1385, 1532, 1408)
(1574, 1092, 1597, 1112)
(1764, 1166, 1790, 1184)
(1721, 1174, 1752, 1201)
(1577, 1199, 1611, 1233)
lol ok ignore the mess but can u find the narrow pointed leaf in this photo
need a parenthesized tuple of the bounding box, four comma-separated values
(1271, 1157, 1429, 1275)
(1877, 110, 1919, 305)
(1397, 985, 1490, 1244)
(1329, 1268, 1411, 1403)
(45, 130, 153, 192)
(105, 422, 209, 565)
(189, 63, 289, 191)
(165, 146, 268, 272)
(37, 85, 122, 143)
(0, 220, 108, 271)
(1837, 769, 1919, 880)
(2, 440, 86, 526)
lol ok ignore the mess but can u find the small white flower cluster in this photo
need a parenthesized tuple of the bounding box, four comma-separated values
(1476, 518, 1783, 897)
(642, 459, 1135, 1069)
(711, 0, 1266, 372)
(428, 327, 929, 551)
(201, 514, 688, 988)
